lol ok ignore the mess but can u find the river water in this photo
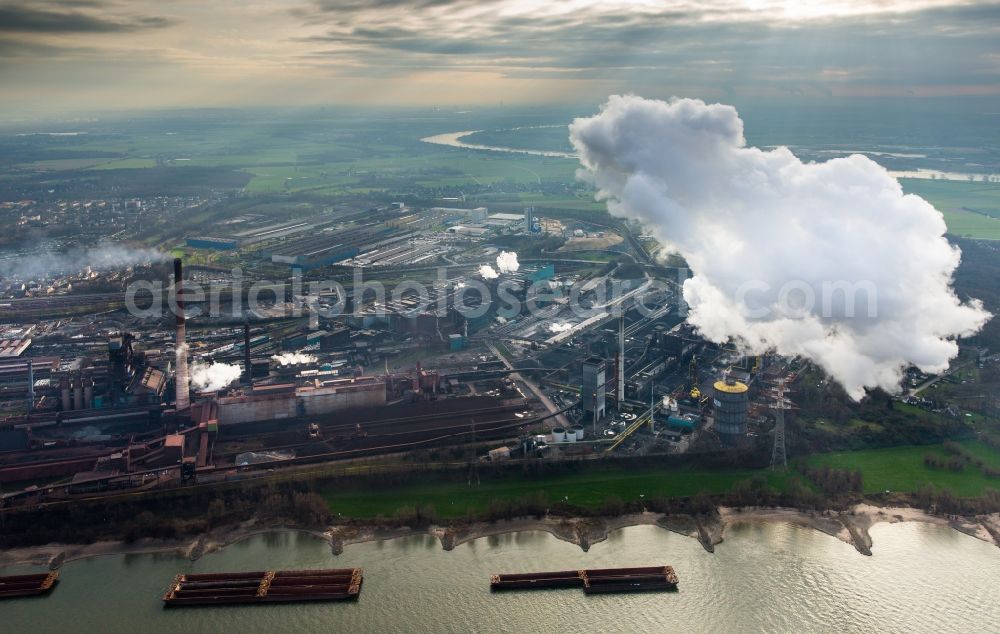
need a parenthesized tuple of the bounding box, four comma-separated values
(3, 522, 999, 633)
(420, 130, 1000, 183)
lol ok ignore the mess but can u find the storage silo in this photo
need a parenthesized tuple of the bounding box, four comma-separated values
(60, 375, 71, 411)
(571, 425, 585, 441)
(713, 379, 749, 444)
(551, 427, 567, 442)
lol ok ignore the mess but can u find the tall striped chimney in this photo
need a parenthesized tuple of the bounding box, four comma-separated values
(174, 258, 190, 411)
(618, 312, 626, 405)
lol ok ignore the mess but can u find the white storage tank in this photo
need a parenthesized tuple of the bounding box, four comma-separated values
(550, 427, 567, 442)
(571, 425, 585, 441)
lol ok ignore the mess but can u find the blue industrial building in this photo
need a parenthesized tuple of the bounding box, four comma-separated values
(186, 236, 239, 250)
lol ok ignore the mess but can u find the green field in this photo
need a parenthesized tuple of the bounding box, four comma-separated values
(27, 157, 117, 170)
(88, 157, 158, 170)
(238, 151, 577, 193)
(812, 418, 886, 436)
(901, 178, 1000, 240)
(938, 209, 1000, 240)
(804, 440, 1000, 497)
(321, 465, 790, 519)
(320, 440, 1000, 518)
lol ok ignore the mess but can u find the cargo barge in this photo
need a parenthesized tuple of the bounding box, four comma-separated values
(162, 568, 362, 606)
(0, 572, 59, 599)
(490, 566, 678, 594)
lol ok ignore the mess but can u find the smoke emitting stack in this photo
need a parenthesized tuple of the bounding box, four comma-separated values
(174, 258, 190, 411)
(243, 322, 252, 383)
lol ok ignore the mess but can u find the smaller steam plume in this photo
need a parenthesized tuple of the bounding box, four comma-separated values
(271, 352, 318, 365)
(479, 251, 520, 279)
(548, 322, 573, 333)
(496, 250, 520, 274)
(190, 360, 242, 392)
(0, 242, 167, 281)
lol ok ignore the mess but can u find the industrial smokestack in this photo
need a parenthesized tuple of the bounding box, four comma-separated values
(26, 359, 34, 414)
(83, 375, 94, 409)
(243, 321, 252, 383)
(60, 375, 71, 411)
(618, 313, 625, 405)
(174, 258, 190, 411)
(73, 374, 83, 411)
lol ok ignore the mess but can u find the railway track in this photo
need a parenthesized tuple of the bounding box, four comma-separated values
(213, 404, 530, 460)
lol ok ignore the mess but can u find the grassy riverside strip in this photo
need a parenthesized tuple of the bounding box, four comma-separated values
(320, 465, 791, 519)
(4, 441, 1000, 555)
(318, 440, 1000, 520)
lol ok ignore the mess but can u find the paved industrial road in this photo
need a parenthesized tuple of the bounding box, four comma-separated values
(488, 342, 571, 429)
(906, 359, 976, 397)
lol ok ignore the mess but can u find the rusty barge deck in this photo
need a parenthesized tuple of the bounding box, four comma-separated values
(490, 566, 678, 594)
(0, 571, 59, 599)
(162, 568, 362, 606)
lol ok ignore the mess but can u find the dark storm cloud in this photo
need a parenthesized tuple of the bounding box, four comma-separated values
(0, 37, 92, 58)
(295, 0, 1000, 89)
(36, 0, 115, 7)
(303, 0, 482, 15)
(306, 26, 490, 55)
(0, 3, 175, 33)
(290, 0, 487, 26)
(1, 0, 997, 113)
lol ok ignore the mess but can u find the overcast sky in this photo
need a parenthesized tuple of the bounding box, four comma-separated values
(1, 0, 998, 114)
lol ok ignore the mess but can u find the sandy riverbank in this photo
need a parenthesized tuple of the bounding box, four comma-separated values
(0, 521, 331, 571)
(2, 505, 998, 570)
(716, 505, 1000, 555)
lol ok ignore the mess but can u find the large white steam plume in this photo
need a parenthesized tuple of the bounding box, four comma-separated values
(479, 264, 499, 279)
(570, 95, 991, 400)
(271, 352, 317, 365)
(0, 242, 166, 281)
(496, 250, 520, 274)
(190, 360, 242, 392)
